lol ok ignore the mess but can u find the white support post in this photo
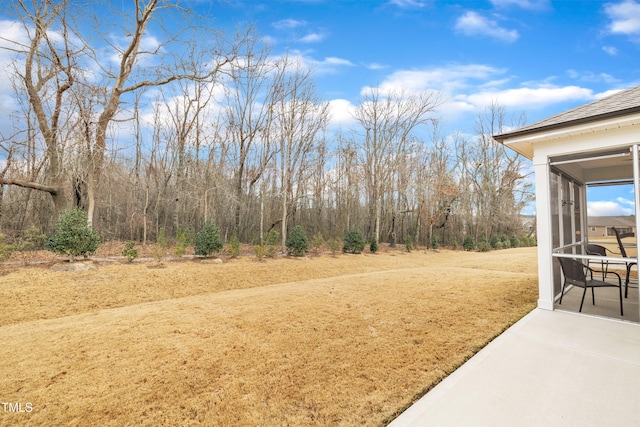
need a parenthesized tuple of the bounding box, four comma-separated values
(633, 144, 640, 313)
(534, 155, 554, 310)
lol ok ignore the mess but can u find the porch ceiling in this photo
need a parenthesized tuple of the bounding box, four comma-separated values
(552, 150, 635, 183)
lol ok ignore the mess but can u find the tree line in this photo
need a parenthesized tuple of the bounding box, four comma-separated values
(0, 0, 533, 252)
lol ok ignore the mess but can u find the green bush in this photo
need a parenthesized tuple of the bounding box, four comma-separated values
(45, 208, 100, 261)
(0, 233, 13, 262)
(286, 225, 309, 257)
(194, 221, 223, 257)
(264, 229, 279, 258)
(462, 235, 475, 251)
(510, 235, 520, 248)
(311, 232, 325, 255)
(228, 229, 241, 258)
(430, 235, 439, 250)
(122, 241, 138, 262)
(153, 227, 169, 262)
(369, 237, 378, 253)
(405, 234, 414, 252)
(253, 244, 267, 260)
(477, 237, 491, 252)
(343, 229, 365, 254)
(328, 238, 341, 256)
(489, 235, 499, 249)
(13, 227, 46, 252)
(174, 227, 193, 257)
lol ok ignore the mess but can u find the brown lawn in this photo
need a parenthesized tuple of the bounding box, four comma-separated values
(0, 247, 537, 426)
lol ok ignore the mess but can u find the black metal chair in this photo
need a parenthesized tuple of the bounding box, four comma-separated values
(611, 227, 636, 298)
(585, 244, 612, 280)
(558, 257, 623, 316)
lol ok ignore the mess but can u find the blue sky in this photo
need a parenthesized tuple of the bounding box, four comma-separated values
(1, 0, 640, 216)
(205, 0, 640, 134)
(206, 0, 640, 216)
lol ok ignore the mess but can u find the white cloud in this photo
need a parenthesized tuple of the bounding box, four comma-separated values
(365, 64, 505, 95)
(454, 11, 519, 43)
(387, 0, 427, 8)
(604, 0, 640, 38)
(327, 98, 358, 127)
(299, 33, 325, 43)
(588, 200, 634, 216)
(602, 45, 618, 55)
(489, 0, 549, 9)
(359, 64, 602, 127)
(270, 50, 354, 76)
(617, 196, 635, 206)
(459, 85, 594, 110)
(365, 63, 387, 70)
(272, 19, 307, 30)
(0, 20, 27, 102)
(566, 69, 620, 84)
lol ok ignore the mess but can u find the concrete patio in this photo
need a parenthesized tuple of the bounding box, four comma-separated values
(389, 308, 640, 426)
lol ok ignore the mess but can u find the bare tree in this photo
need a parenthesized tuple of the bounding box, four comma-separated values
(223, 35, 277, 236)
(0, 0, 79, 214)
(271, 55, 329, 252)
(462, 101, 531, 240)
(353, 87, 441, 242)
(2, 0, 240, 227)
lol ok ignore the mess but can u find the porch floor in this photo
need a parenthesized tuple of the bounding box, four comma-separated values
(388, 308, 640, 426)
(555, 281, 639, 322)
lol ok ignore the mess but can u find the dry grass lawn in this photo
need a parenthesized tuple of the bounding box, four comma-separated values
(0, 247, 537, 426)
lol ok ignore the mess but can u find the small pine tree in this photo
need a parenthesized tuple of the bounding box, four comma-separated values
(405, 234, 414, 252)
(311, 232, 325, 255)
(369, 237, 378, 253)
(462, 235, 475, 251)
(286, 225, 309, 257)
(228, 229, 241, 258)
(430, 235, 439, 250)
(477, 237, 491, 252)
(489, 235, 499, 249)
(194, 221, 223, 258)
(154, 227, 169, 262)
(510, 235, 520, 248)
(253, 244, 267, 261)
(45, 208, 100, 261)
(174, 228, 192, 257)
(328, 238, 341, 256)
(264, 229, 279, 258)
(343, 229, 365, 254)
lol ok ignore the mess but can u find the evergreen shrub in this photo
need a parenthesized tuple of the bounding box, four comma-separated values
(405, 234, 414, 252)
(265, 229, 279, 258)
(369, 237, 378, 253)
(228, 229, 241, 258)
(194, 221, 223, 257)
(462, 235, 475, 251)
(343, 229, 365, 254)
(430, 235, 439, 250)
(328, 238, 341, 255)
(45, 208, 100, 261)
(286, 225, 309, 257)
(477, 237, 491, 252)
